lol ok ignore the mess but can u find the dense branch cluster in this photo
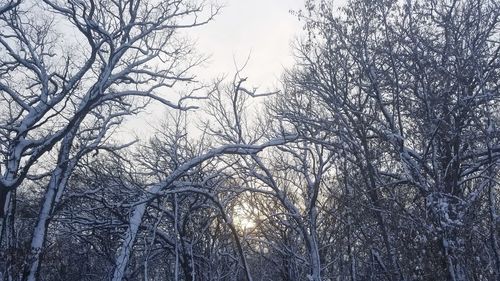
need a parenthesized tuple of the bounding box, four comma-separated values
(0, 0, 499, 281)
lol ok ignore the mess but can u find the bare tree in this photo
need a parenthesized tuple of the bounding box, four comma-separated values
(110, 77, 295, 280)
(0, 0, 219, 279)
(203, 68, 336, 281)
(2, 0, 499, 280)
(282, 0, 500, 280)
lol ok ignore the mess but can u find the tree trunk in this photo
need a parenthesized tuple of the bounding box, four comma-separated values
(22, 131, 76, 281)
(112, 202, 148, 281)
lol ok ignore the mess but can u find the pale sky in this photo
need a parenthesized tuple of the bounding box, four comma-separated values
(191, 0, 305, 89)
(124, 0, 306, 138)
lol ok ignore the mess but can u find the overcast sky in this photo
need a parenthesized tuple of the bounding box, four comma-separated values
(191, 0, 305, 89)
(125, 0, 306, 138)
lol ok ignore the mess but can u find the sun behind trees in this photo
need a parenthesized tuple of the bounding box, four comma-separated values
(0, 0, 499, 280)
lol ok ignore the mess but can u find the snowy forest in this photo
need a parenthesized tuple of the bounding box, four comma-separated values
(0, 0, 499, 280)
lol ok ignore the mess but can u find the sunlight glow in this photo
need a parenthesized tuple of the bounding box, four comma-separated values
(238, 217, 256, 230)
